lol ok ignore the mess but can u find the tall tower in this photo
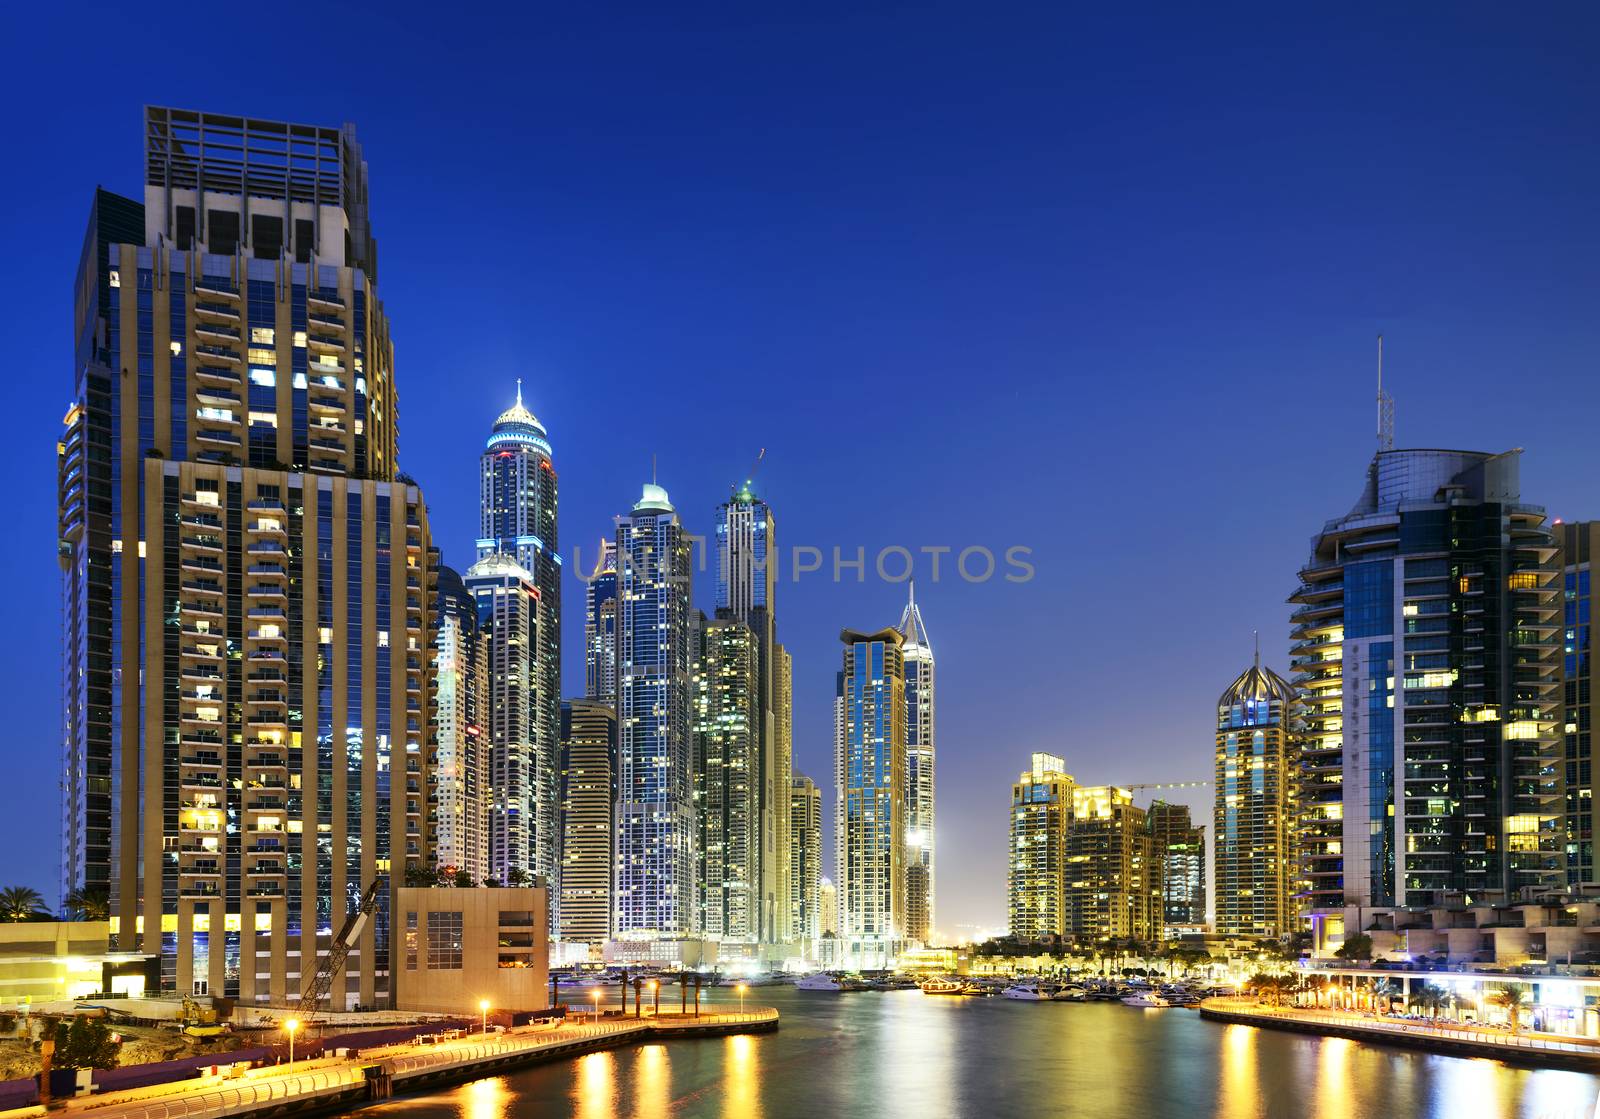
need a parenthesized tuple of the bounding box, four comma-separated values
(790, 775, 823, 948)
(584, 540, 618, 701)
(1008, 753, 1073, 942)
(1065, 786, 1158, 944)
(1556, 522, 1600, 888)
(835, 627, 907, 957)
(715, 483, 790, 944)
(1213, 653, 1297, 938)
(436, 565, 488, 883)
(463, 555, 545, 894)
(614, 483, 695, 937)
(1289, 449, 1562, 945)
(478, 385, 560, 902)
(898, 584, 935, 943)
(58, 108, 436, 1007)
(692, 613, 760, 939)
(559, 699, 617, 945)
(1147, 801, 1206, 935)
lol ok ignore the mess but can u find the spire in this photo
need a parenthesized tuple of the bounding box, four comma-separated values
(515, 377, 523, 409)
(1377, 333, 1394, 452)
(898, 581, 931, 651)
(1253, 630, 1259, 669)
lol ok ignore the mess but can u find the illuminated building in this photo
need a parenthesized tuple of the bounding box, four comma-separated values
(613, 483, 695, 937)
(790, 775, 823, 945)
(1146, 800, 1206, 935)
(477, 387, 561, 915)
(835, 627, 907, 945)
(559, 699, 616, 944)
(692, 612, 760, 939)
(1009, 753, 1073, 942)
(898, 584, 935, 944)
(1290, 449, 1562, 946)
(819, 877, 837, 937)
(1065, 785, 1159, 943)
(436, 565, 488, 882)
(584, 540, 617, 700)
(1213, 655, 1297, 938)
(1557, 521, 1600, 888)
(57, 108, 436, 1007)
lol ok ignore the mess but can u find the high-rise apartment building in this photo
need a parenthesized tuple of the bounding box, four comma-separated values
(1289, 449, 1562, 944)
(584, 540, 617, 701)
(436, 565, 488, 883)
(614, 484, 695, 937)
(835, 627, 907, 944)
(559, 699, 616, 944)
(1557, 522, 1600, 888)
(790, 775, 823, 946)
(1213, 656, 1297, 938)
(1146, 801, 1206, 935)
(692, 612, 760, 939)
(1008, 753, 1073, 942)
(714, 483, 790, 944)
(819, 878, 838, 937)
(476, 392, 560, 913)
(1065, 786, 1159, 944)
(898, 584, 935, 944)
(58, 108, 436, 1006)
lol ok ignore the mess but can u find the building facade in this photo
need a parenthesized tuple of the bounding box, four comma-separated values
(613, 484, 695, 937)
(1065, 785, 1159, 944)
(558, 699, 616, 945)
(436, 565, 488, 882)
(835, 628, 907, 943)
(476, 392, 561, 914)
(898, 585, 936, 944)
(1213, 657, 1297, 938)
(790, 775, 823, 946)
(1558, 521, 1600, 888)
(463, 555, 541, 892)
(584, 540, 617, 701)
(1146, 800, 1206, 935)
(692, 613, 760, 940)
(1008, 753, 1073, 942)
(1289, 449, 1563, 941)
(58, 108, 436, 1007)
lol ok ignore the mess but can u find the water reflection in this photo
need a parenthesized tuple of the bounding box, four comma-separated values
(571, 1051, 616, 1119)
(723, 1034, 762, 1119)
(1217, 1024, 1259, 1119)
(633, 1043, 668, 1119)
(1317, 1036, 1350, 1116)
(461, 1077, 509, 1119)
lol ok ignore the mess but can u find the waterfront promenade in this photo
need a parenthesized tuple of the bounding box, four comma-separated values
(0, 1009, 778, 1119)
(1201, 996, 1600, 1071)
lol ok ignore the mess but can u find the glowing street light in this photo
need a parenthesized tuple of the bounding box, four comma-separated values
(479, 999, 490, 1036)
(285, 1018, 300, 1066)
(737, 983, 748, 1015)
(648, 980, 659, 1017)
(591, 987, 602, 1024)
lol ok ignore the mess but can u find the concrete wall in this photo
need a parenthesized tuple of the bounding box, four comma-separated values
(394, 888, 548, 1017)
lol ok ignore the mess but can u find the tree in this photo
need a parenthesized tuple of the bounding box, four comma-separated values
(506, 867, 531, 887)
(0, 887, 49, 923)
(1333, 933, 1373, 961)
(1248, 973, 1288, 1006)
(452, 869, 476, 888)
(402, 863, 435, 889)
(51, 1016, 121, 1071)
(1409, 983, 1447, 1020)
(1485, 983, 1533, 1034)
(63, 886, 110, 921)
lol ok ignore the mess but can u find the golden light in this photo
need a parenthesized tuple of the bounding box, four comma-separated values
(285, 1018, 300, 1035)
(480, 999, 491, 1012)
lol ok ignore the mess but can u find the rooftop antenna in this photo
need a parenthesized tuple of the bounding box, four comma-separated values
(1377, 333, 1394, 452)
(515, 377, 523, 408)
(651, 453, 657, 485)
(1253, 630, 1259, 669)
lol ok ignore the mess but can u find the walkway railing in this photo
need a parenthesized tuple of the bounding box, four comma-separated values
(1206, 998, 1600, 1057)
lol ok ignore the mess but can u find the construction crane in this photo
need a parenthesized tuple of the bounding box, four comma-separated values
(297, 877, 385, 1020)
(1124, 781, 1211, 794)
(734, 448, 766, 499)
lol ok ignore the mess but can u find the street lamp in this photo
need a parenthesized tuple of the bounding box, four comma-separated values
(590, 988, 602, 1024)
(737, 983, 748, 1015)
(479, 999, 490, 1036)
(285, 1018, 300, 1066)
(648, 980, 659, 1017)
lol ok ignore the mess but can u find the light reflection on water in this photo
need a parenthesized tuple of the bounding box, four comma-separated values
(345, 989, 1600, 1119)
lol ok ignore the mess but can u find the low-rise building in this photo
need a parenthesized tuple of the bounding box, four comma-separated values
(393, 887, 548, 1017)
(1321, 896, 1600, 969)
(0, 921, 156, 1004)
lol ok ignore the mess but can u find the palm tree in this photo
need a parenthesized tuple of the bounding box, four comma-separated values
(1484, 983, 1533, 1034)
(1409, 982, 1447, 1020)
(0, 887, 48, 923)
(63, 886, 109, 921)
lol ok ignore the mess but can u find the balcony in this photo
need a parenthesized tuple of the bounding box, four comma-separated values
(194, 300, 240, 320)
(195, 344, 240, 364)
(308, 289, 345, 309)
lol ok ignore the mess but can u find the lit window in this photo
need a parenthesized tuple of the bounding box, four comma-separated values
(249, 369, 277, 387)
(248, 348, 277, 366)
(108, 270, 121, 288)
(319, 626, 333, 644)
(251, 327, 275, 345)
(378, 630, 389, 647)
(170, 341, 183, 355)
(293, 331, 307, 348)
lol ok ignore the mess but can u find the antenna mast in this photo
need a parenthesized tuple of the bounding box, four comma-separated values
(1377, 333, 1394, 452)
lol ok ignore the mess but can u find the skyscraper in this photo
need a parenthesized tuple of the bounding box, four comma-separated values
(614, 483, 695, 937)
(559, 699, 617, 945)
(1289, 449, 1562, 943)
(584, 540, 617, 701)
(477, 389, 561, 916)
(790, 776, 823, 947)
(58, 108, 436, 1007)
(714, 482, 790, 944)
(1557, 522, 1599, 888)
(436, 565, 488, 883)
(1213, 655, 1297, 939)
(464, 555, 543, 892)
(898, 584, 935, 944)
(692, 613, 760, 939)
(1146, 801, 1206, 935)
(1065, 786, 1160, 944)
(1008, 753, 1073, 943)
(835, 627, 907, 947)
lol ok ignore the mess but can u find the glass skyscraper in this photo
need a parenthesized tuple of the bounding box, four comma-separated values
(835, 627, 907, 946)
(435, 565, 488, 883)
(58, 108, 436, 1007)
(476, 388, 561, 914)
(1008, 753, 1073, 943)
(898, 584, 935, 944)
(614, 484, 695, 937)
(584, 540, 617, 701)
(692, 613, 760, 939)
(1290, 448, 1562, 945)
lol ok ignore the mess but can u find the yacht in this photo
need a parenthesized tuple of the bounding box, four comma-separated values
(1057, 985, 1088, 1002)
(1121, 992, 1174, 1008)
(1001, 980, 1059, 1001)
(796, 973, 846, 992)
(920, 978, 968, 995)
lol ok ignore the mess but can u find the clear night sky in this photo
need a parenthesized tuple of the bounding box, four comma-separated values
(4, 3, 1598, 934)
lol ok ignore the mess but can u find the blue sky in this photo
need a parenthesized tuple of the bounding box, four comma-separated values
(2, 2, 1598, 931)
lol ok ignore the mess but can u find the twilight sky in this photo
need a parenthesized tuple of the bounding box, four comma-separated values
(3, 3, 1599, 935)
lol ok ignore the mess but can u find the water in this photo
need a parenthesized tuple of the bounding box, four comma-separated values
(348, 988, 1600, 1119)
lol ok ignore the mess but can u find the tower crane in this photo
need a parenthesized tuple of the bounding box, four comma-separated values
(296, 877, 385, 1021)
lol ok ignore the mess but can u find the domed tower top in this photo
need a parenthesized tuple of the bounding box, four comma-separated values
(1217, 642, 1296, 729)
(486, 379, 552, 456)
